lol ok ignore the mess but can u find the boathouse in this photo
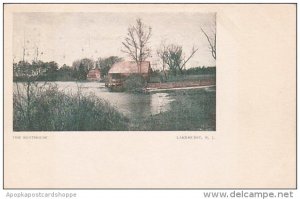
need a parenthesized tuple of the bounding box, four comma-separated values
(107, 61, 151, 87)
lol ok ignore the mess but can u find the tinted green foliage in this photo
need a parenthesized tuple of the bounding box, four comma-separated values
(14, 60, 61, 81)
(72, 58, 95, 80)
(14, 60, 78, 81)
(123, 74, 146, 93)
(149, 67, 216, 83)
(55, 64, 77, 81)
(13, 85, 129, 131)
(13, 56, 124, 82)
(97, 56, 123, 77)
(184, 66, 216, 75)
(132, 88, 216, 131)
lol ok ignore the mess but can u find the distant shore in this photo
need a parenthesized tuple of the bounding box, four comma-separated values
(147, 78, 215, 89)
(145, 85, 215, 92)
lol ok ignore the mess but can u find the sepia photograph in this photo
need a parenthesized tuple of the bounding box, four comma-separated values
(13, 12, 216, 131)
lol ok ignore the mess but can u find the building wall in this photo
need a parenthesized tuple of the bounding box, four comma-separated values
(87, 70, 101, 81)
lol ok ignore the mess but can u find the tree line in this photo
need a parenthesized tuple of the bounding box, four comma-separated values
(14, 17, 216, 82)
(13, 56, 123, 82)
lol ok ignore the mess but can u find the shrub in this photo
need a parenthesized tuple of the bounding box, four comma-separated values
(123, 74, 146, 93)
(13, 85, 129, 131)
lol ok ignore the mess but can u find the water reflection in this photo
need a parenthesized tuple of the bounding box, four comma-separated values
(61, 82, 174, 118)
(150, 93, 174, 115)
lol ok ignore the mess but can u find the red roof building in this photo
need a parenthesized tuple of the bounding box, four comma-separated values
(87, 68, 101, 81)
(107, 61, 152, 87)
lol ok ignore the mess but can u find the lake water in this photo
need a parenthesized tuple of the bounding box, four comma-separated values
(14, 81, 176, 118)
(14, 81, 216, 121)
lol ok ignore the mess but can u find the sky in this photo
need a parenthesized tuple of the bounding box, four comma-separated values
(13, 12, 216, 69)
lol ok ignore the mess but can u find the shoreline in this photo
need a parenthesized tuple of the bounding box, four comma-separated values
(145, 85, 216, 92)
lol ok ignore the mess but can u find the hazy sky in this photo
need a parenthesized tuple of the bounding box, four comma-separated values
(13, 12, 216, 69)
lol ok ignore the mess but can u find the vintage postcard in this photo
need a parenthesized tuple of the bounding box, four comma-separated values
(12, 11, 216, 131)
(3, 4, 296, 189)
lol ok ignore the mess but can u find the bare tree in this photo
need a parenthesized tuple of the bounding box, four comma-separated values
(122, 18, 152, 73)
(157, 41, 168, 79)
(158, 43, 198, 76)
(200, 26, 216, 60)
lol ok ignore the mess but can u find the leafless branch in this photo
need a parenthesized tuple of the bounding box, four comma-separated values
(181, 47, 199, 70)
(201, 27, 216, 60)
(121, 18, 152, 73)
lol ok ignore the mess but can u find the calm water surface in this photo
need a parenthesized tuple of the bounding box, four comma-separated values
(14, 81, 175, 118)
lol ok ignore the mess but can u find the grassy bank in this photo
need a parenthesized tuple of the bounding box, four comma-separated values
(13, 83, 215, 131)
(130, 88, 216, 131)
(13, 85, 128, 131)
